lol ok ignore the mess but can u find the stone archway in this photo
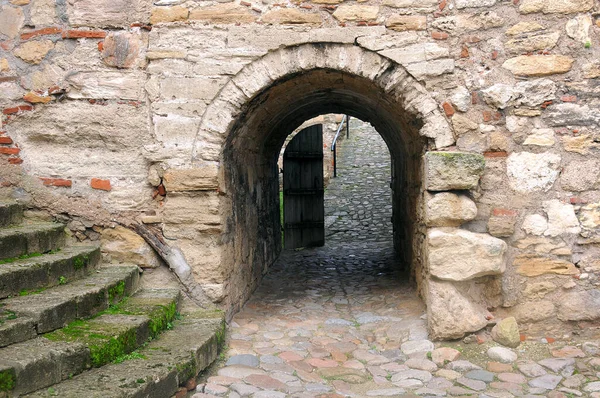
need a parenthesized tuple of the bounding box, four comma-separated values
(181, 42, 506, 340)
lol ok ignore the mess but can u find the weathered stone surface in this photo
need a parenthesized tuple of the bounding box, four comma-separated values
(30, 0, 57, 25)
(505, 21, 545, 35)
(583, 62, 600, 78)
(504, 31, 560, 54)
(385, 15, 427, 31)
(381, 43, 449, 65)
(491, 317, 520, 348)
(523, 128, 555, 147)
(451, 114, 478, 136)
(405, 59, 455, 80)
(514, 300, 555, 323)
(163, 167, 219, 192)
(543, 103, 600, 127)
(521, 214, 548, 236)
(101, 32, 142, 68)
(514, 255, 579, 277)
(0, 5, 24, 38)
(333, 6, 379, 22)
(66, 71, 146, 100)
(579, 202, 600, 231)
(562, 134, 596, 155)
(425, 152, 485, 191)
(67, 0, 151, 27)
(150, 5, 189, 24)
(261, 9, 322, 25)
(431, 347, 460, 366)
(189, 4, 256, 23)
(514, 79, 556, 107)
(488, 211, 517, 237)
(506, 152, 561, 193)
(14, 40, 55, 64)
(101, 226, 162, 268)
(428, 229, 506, 281)
(482, 84, 514, 109)
(381, 0, 437, 11)
(451, 87, 471, 112)
(455, 0, 496, 8)
(425, 192, 477, 227)
(519, 0, 594, 14)
(561, 160, 600, 191)
(566, 15, 592, 44)
(557, 290, 600, 321)
(487, 347, 518, 364)
(503, 55, 574, 77)
(543, 199, 581, 237)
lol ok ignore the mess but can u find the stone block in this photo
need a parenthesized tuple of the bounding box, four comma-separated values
(506, 152, 560, 193)
(505, 21, 545, 36)
(455, 0, 496, 8)
(427, 279, 489, 340)
(404, 59, 455, 80)
(160, 77, 227, 101)
(150, 5, 189, 24)
(482, 84, 514, 109)
(332, 5, 379, 22)
(487, 210, 517, 237)
(188, 4, 256, 24)
(502, 55, 574, 77)
(163, 166, 219, 192)
(101, 32, 143, 69)
(514, 255, 579, 277)
(425, 151, 485, 191)
(425, 192, 477, 227)
(451, 114, 478, 136)
(523, 129, 555, 147)
(153, 114, 200, 147)
(543, 199, 580, 237)
(579, 202, 600, 231)
(66, 71, 146, 100)
(14, 40, 55, 64)
(67, 0, 151, 27)
(491, 317, 520, 348)
(261, 9, 322, 25)
(519, 0, 594, 14)
(0, 5, 24, 38)
(543, 103, 599, 127)
(428, 228, 507, 281)
(162, 193, 221, 226)
(381, 0, 437, 11)
(385, 15, 427, 31)
(101, 226, 162, 269)
(557, 289, 600, 321)
(514, 300, 555, 323)
(30, 0, 57, 26)
(504, 32, 560, 54)
(521, 214, 548, 236)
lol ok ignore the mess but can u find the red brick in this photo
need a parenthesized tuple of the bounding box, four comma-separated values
(431, 31, 449, 40)
(471, 91, 478, 104)
(0, 76, 18, 83)
(3, 105, 33, 115)
(40, 177, 72, 187)
(460, 46, 469, 58)
(442, 102, 455, 117)
(8, 157, 22, 164)
(0, 147, 20, 155)
(492, 208, 517, 217)
(561, 95, 577, 103)
(464, 36, 481, 43)
(491, 50, 499, 60)
(439, 0, 447, 10)
(520, 334, 526, 342)
(0, 137, 13, 144)
(21, 27, 62, 40)
(570, 197, 588, 205)
(482, 110, 492, 122)
(90, 178, 111, 191)
(62, 30, 107, 39)
(484, 151, 508, 158)
(157, 184, 167, 196)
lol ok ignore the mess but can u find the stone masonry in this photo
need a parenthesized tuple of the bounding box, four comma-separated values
(0, 0, 599, 341)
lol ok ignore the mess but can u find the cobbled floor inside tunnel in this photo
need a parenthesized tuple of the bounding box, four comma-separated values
(193, 120, 600, 398)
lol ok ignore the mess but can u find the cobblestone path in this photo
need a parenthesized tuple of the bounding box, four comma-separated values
(324, 118, 393, 244)
(194, 120, 600, 398)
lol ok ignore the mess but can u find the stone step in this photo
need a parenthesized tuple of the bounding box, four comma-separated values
(22, 308, 225, 398)
(0, 265, 139, 348)
(0, 245, 101, 300)
(0, 202, 23, 228)
(0, 222, 66, 261)
(0, 289, 182, 396)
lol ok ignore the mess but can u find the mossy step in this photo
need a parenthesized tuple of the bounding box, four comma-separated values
(0, 222, 65, 262)
(0, 266, 139, 348)
(0, 289, 180, 396)
(0, 245, 101, 300)
(0, 202, 23, 228)
(23, 308, 225, 398)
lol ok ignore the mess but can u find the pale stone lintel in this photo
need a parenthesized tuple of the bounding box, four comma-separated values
(163, 167, 219, 192)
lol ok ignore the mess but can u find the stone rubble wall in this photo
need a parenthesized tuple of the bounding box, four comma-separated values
(0, 0, 599, 338)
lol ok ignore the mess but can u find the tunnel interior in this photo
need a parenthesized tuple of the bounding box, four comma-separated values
(220, 68, 428, 305)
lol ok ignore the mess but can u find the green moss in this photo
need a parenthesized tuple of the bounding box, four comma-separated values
(0, 252, 43, 265)
(108, 281, 126, 302)
(0, 368, 16, 392)
(215, 319, 227, 347)
(18, 287, 46, 296)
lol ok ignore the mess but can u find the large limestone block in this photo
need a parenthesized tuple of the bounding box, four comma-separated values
(557, 290, 600, 321)
(562, 160, 600, 192)
(425, 192, 477, 227)
(514, 254, 579, 277)
(579, 202, 600, 231)
(482, 84, 514, 109)
(543, 103, 599, 127)
(261, 9, 322, 25)
(543, 199, 581, 237)
(163, 166, 219, 192)
(506, 152, 560, 193)
(425, 152, 485, 191)
(427, 279, 489, 340)
(385, 15, 427, 31)
(504, 32, 560, 54)
(162, 193, 221, 226)
(503, 55, 574, 77)
(67, 0, 151, 27)
(428, 228, 507, 281)
(333, 5, 379, 22)
(519, 0, 594, 14)
(101, 226, 162, 269)
(150, 5, 189, 24)
(188, 4, 256, 23)
(66, 71, 146, 100)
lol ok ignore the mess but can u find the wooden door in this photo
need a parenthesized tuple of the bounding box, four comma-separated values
(283, 124, 324, 249)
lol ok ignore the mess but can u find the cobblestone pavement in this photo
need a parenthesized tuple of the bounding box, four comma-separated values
(324, 118, 393, 243)
(194, 119, 600, 398)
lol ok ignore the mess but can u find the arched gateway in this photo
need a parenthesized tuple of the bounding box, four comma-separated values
(173, 42, 504, 340)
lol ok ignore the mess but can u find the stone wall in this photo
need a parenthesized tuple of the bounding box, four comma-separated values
(0, 0, 599, 338)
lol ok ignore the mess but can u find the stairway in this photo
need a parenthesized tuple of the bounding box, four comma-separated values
(0, 201, 224, 398)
